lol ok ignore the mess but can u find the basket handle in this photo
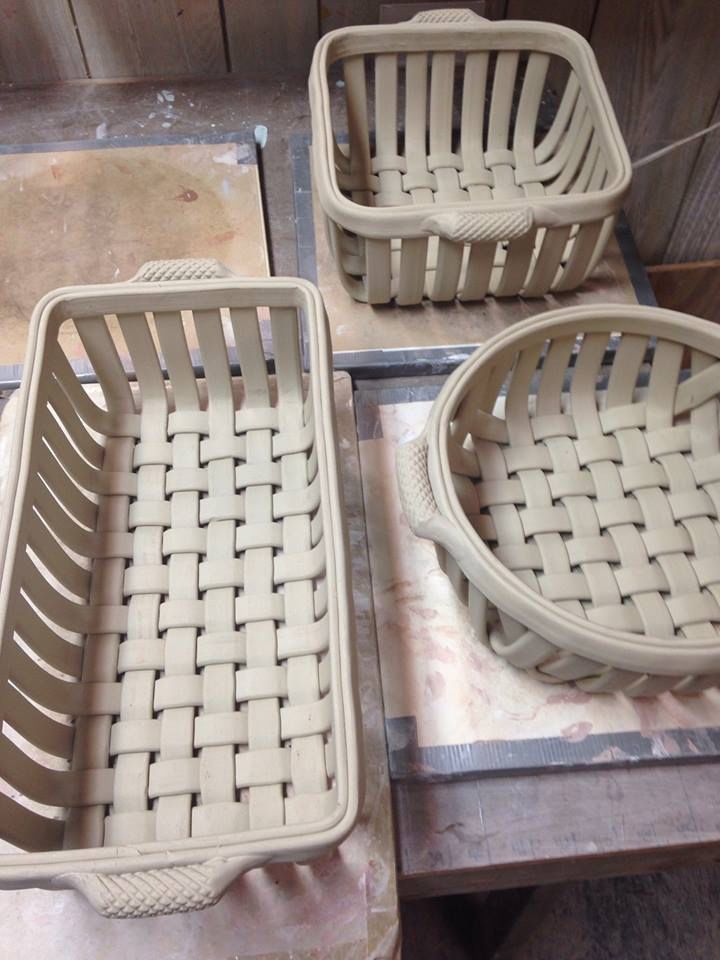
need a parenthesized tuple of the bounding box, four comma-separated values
(130, 258, 234, 282)
(396, 434, 441, 535)
(421, 208, 534, 244)
(59, 855, 267, 918)
(410, 8, 487, 22)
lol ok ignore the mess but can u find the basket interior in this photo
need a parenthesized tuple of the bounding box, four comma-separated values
(447, 325, 720, 643)
(327, 38, 620, 212)
(0, 287, 343, 855)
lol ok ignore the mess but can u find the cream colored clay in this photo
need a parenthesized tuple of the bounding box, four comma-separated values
(0, 261, 359, 917)
(398, 305, 720, 695)
(310, 9, 632, 304)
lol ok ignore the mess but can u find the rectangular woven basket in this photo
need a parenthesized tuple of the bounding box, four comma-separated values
(310, 9, 632, 304)
(0, 261, 360, 917)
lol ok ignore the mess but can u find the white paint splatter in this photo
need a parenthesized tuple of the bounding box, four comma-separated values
(212, 147, 237, 166)
(95, 122, 108, 140)
(160, 89, 175, 102)
(236, 142, 252, 162)
(161, 122, 172, 128)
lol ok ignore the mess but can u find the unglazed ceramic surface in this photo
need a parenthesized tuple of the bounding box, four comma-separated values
(0, 268, 361, 918)
(0, 372, 399, 957)
(310, 11, 632, 303)
(363, 396, 720, 750)
(397, 306, 720, 694)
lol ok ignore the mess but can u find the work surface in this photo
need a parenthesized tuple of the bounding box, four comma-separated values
(2, 75, 720, 951)
(353, 379, 720, 901)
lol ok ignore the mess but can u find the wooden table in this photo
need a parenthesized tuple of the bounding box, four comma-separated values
(394, 761, 720, 898)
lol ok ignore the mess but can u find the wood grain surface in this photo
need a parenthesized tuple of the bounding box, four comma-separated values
(0, 0, 87, 82)
(663, 98, 720, 264)
(506, 0, 596, 35)
(648, 261, 720, 323)
(71, 0, 226, 78)
(0, 142, 268, 368)
(590, 0, 720, 264)
(395, 761, 720, 898)
(224, 0, 318, 74)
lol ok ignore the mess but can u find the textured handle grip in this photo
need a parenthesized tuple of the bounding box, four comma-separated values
(396, 435, 439, 533)
(422, 208, 534, 244)
(131, 258, 234, 282)
(61, 855, 266, 918)
(411, 8, 487, 22)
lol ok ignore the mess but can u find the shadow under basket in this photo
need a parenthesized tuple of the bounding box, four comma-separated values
(0, 263, 359, 917)
(397, 305, 720, 696)
(310, 9, 631, 304)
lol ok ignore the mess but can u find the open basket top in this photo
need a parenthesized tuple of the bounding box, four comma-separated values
(0, 273, 359, 891)
(310, 16, 632, 235)
(425, 305, 720, 678)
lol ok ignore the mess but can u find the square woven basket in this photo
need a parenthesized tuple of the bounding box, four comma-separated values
(0, 261, 360, 917)
(398, 305, 720, 696)
(310, 9, 631, 304)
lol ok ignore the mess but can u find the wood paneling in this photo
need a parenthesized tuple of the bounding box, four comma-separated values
(224, 0, 318, 75)
(506, 0, 597, 96)
(0, 0, 86, 82)
(663, 99, 720, 264)
(379, 2, 488, 23)
(70, 0, 226, 78)
(648, 261, 720, 323)
(395, 761, 720, 898)
(320, 0, 378, 31)
(591, 0, 720, 265)
(323, 0, 505, 32)
(506, 0, 596, 36)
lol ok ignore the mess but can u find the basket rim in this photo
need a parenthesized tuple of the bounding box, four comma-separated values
(309, 19, 632, 239)
(425, 303, 720, 677)
(0, 276, 360, 883)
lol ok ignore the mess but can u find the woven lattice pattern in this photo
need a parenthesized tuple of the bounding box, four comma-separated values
(337, 71, 604, 214)
(135, 259, 229, 282)
(450, 333, 720, 644)
(1, 296, 341, 853)
(311, 19, 630, 303)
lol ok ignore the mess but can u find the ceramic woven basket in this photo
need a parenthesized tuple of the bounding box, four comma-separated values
(310, 9, 631, 305)
(397, 305, 720, 696)
(0, 261, 360, 917)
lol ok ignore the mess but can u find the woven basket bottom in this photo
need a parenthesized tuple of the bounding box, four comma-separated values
(447, 368, 720, 695)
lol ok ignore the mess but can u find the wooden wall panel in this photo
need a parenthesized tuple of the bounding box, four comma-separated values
(648, 261, 720, 322)
(380, 2, 488, 23)
(322, 0, 506, 32)
(224, 0, 318, 75)
(591, 0, 720, 265)
(663, 98, 720, 263)
(505, 0, 596, 37)
(70, 0, 226, 78)
(0, 0, 87, 82)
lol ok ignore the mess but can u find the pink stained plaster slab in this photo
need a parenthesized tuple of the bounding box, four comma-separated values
(361, 398, 720, 756)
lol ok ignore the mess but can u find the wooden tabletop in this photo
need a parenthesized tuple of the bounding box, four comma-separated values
(394, 760, 720, 898)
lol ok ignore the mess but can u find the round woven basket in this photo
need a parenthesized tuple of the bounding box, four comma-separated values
(397, 305, 720, 696)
